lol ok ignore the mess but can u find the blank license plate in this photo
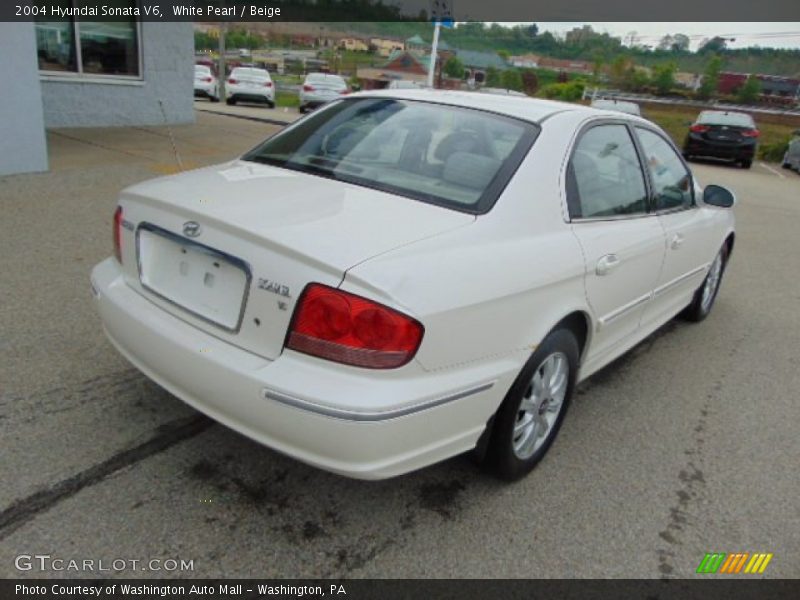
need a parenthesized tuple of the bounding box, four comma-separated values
(137, 226, 249, 331)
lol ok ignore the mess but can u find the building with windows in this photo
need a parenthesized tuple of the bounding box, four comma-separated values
(1, 17, 193, 176)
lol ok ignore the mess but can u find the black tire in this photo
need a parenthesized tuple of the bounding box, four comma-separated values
(210, 96, 220, 103)
(740, 159, 752, 169)
(267, 101, 275, 109)
(683, 243, 729, 323)
(484, 328, 579, 481)
(299, 105, 307, 114)
(226, 97, 236, 106)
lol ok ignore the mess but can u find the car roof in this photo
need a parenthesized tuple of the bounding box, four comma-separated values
(232, 67, 270, 76)
(351, 89, 631, 125)
(352, 89, 578, 122)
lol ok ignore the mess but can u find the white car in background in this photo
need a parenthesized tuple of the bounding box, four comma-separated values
(226, 67, 275, 108)
(92, 90, 735, 481)
(299, 73, 349, 113)
(193, 65, 219, 102)
(590, 98, 642, 116)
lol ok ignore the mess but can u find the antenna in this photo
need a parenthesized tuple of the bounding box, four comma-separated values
(157, 99, 184, 171)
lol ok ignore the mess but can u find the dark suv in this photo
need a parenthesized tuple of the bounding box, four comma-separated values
(683, 110, 759, 169)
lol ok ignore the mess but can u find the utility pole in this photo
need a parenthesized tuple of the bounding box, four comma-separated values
(427, 20, 441, 89)
(218, 22, 227, 101)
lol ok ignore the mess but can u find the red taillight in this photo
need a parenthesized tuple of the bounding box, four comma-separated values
(286, 283, 424, 369)
(228, 78, 237, 85)
(303, 84, 315, 92)
(690, 124, 710, 133)
(742, 129, 760, 138)
(263, 81, 273, 87)
(203, 77, 213, 83)
(113, 206, 123, 263)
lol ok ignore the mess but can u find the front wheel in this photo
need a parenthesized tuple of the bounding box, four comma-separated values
(740, 159, 752, 169)
(484, 328, 579, 481)
(683, 244, 728, 322)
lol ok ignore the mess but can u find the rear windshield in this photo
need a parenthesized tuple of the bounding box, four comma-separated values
(242, 98, 539, 214)
(195, 65, 211, 73)
(231, 68, 270, 79)
(307, 74, 346, 86)
(697, 111, 755, 128)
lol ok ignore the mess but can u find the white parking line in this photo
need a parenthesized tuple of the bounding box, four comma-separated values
(759, 162, 786, 179)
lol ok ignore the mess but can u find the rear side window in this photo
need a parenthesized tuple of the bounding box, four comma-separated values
(568, 124, 648, 219)
(636, 128, 694, 211)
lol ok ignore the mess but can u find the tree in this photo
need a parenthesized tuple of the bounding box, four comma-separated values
(497, 49, 510, 62)
(485, 66, 501, 87)
(651, 62, 677, 95)
(527, 23, 539, 38)
(521, 69, 539, 94)
(501, 69, 523, 91)
(736, 74, 761, 104)
(657, 35, 675, 52)
(698, 54, 723, 99)
(443, 56, 465, 79)
(671, 34, 690, 52)
(699, 36, 729, 54)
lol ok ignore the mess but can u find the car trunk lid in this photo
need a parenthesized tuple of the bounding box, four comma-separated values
(116, 160, 473, 360)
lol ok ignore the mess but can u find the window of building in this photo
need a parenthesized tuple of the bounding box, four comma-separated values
(36, 1, 141, 78)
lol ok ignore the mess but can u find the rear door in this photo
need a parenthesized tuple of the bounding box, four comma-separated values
(567, 122, 665, 362)
(634, 127, 720, 328)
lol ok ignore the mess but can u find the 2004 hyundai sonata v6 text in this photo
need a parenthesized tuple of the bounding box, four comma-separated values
(91, 90, 736, 480)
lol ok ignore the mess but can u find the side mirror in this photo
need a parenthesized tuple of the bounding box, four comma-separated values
(703, 184, 735, 208)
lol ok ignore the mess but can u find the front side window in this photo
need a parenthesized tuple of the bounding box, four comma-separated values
(242, 98, 538, 214)
(568, 124, 648, 219)
(636, 128, 693, 211)
(36, 1, 140, 78)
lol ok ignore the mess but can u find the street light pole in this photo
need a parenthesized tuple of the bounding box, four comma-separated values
(427, 21, 441, 89)
(218, 22, 227, 101)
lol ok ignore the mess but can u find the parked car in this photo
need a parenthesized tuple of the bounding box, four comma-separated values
(781, 129, 800, 172)
(299, 73, 349, 113)
(590, 98, 641, 116)
(92, 91, 735, 481)
(683, 110, 759, 169)
(226, 67, 275, 108)
(193, 65, 219, 102)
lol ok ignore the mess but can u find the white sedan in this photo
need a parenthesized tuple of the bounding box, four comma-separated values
(225, 67, 275, 108)
(91, 90, 735, 481)
(193, 65, 219, 102)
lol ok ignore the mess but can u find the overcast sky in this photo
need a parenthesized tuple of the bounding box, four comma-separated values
(530, 23, 800, 50)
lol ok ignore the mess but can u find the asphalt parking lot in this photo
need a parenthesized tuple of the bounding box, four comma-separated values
(1, 109, 799, 579)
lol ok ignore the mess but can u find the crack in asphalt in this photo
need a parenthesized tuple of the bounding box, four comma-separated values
(0, 414, 214, 541)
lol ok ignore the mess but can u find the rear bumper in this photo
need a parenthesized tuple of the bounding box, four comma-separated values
(91, 258, 514, 479)
(684, 135, 756, 160)
(228, 87, 275, 103)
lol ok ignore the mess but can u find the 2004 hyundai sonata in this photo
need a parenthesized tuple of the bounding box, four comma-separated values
(91, 90, 735, 480)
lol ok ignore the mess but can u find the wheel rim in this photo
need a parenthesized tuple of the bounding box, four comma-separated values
(701, 251, 723, 313)
(512, 352, 569, 460)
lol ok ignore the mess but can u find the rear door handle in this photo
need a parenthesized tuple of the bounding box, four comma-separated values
(596, 254, 621, 276)
(670, 233, 685, 250)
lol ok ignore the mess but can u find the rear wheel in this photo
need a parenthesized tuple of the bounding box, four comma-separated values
(484, 328, 579, 481)
(683, 244, 728, 322)
(226, 97, 236, 106)
(740, 159, 752, 169)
